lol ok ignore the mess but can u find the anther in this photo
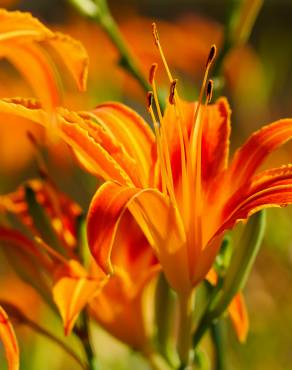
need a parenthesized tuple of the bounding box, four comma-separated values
(206, 44, 217, 68)
(147, 91, 154, 111)
(26, 131, 38, 147)
(149, 63, 158, 85)
(169, 79, 178, 105)
(152, 22, 159, 46)
(206, 79, 214, 103)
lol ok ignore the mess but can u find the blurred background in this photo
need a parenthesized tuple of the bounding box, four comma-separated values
(0, 0, 292, 369)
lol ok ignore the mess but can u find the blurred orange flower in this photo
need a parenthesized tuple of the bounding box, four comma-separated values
(0, 178, 106, 336)
(0, 178, 160, 351)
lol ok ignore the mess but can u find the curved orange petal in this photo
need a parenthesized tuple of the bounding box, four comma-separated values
(227, 119, 292, 192)
(47, 32, 88, 92)
(76, 110, 143, 186)
(0, 9, 88, 110)
(110, 210, 158, 283)
(2, 42, 61, 112)
(0, 98, 133, 185)
(219, 165, 292, 235)
(93, 102, 156, 186)
(0, 305, 19, 370)
(87, 181, 188, 293)
(0, 9, 52, 41)
(87, 182, 143, 274)
(53, 260, 106, 336)
(228, 293, 249, 343)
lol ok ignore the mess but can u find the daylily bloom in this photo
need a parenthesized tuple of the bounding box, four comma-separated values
(0, 8, 88, 113)
(0, 12, 291, 348)
(0, 178, 106, 336)
(0, 178, 159, 351)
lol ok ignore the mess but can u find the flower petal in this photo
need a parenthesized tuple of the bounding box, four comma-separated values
(87, 181, 188, 293)
(219, 165, 292, 234)
(47, 32, 88, 92)
(1, 42, 61, 111)
(0, 9, 88, 110)
(227, 119, 292, 191)
(228, 293, 249, 343)
(0, 9, 52, 41)
(0, 98, 133, 185)
(53, 260, 106, 336)
(0, 305, 19, 370)
(92, 103, 156, 186)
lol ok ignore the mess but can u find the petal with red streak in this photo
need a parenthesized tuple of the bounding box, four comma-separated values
(87, 181, 188, 293)
(53, 260, 106, 336)
(218, 165, 292, 236)
(0, 305, 19, 370)
(0, 98, 133, 185)
(93, 103, 156, 186)
(228, 293, 249, 343)
(227, 119, 292, 192)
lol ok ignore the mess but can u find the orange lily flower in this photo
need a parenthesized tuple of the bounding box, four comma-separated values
(0, 95, 249, 343)
(0, 8, 88, 112)
(0, 178, 159, 350)
(0, 15, 291, 348)
(2, 46, 292, 300)
(0, 178, 106, 336)
(0, 305, 19, 370)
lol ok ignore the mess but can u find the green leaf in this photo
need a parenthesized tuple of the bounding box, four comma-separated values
(25, 186, 65, 255)
(210, 211, 266, 317)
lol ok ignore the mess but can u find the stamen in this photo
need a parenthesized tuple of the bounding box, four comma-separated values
(206, 45, 217, 68)
(148, 64, 175, 198)
(149, 63, 158, 85)
(152, 22, 160, 47)
(151, 24, 192, 223)
(190, 44, 217, 157)
(34, 236, 67, 265)
(206, 79, 214, 103)
(147, 91, 154, 111)
(169, 79, 177, 105)
(152, 22, 173, 82)
(147, 91, 167, 194)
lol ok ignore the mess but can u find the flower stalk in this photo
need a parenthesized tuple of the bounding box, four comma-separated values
(177, 291, 195, 369)
(75, 310, 99, 370)
(68, 0, 152, 95)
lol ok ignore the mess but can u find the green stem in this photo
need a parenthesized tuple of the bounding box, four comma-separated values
(210, 321, 225, 370)
(68, 0, 152, 95)
(155, 273, 178, 367)
(213, 0, 264, 96)
(177, 291, 195, 369)
(75, 310, 99, 370)
(192, 313, 210, 351)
